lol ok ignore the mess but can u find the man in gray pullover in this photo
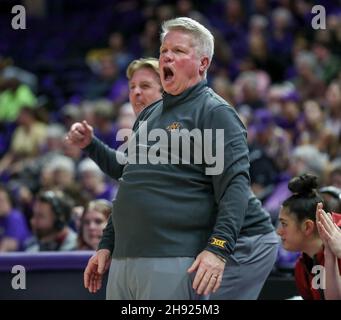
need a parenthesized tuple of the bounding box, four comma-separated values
(66, 18, 278, 300)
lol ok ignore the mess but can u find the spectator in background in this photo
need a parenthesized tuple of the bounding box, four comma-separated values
(42, 124, 66, 156)
(248, 109, 279, 202)
(29, 124, 67, 182)
(116, 102, 136, 134)
(248, 14, 268, 37)
(78, 158, 117, 202)
(107, 32, 134, 74)
(293, 51, 326, 102)
(77, 199, 112, 250)
(234, 70, 270, 110)
(0, 78, 37, 122)
(313, 41, 341, 85)
(319, 185, 341, 213)
(277, 174, 341, 300)
(0, 106, 47, 177)
(325, 81, 341, 139)
(211, 75, 235, 106)
(92, 99, 121, 150)
(289, 145, 329, 179)
(0, 56, 38, 92)
(43, 154, 90, 210)
(175, 0, 208, 24)
(25, 190, 77, 252)
(0, 185, 31, 251)
(42, 155, 76, 191)
(84, 53, 128, 103)
(275, 92, 301, 145)
(268, 7, 293, 64)
(264, 144, 329, 224)
(138, 19, 161, 58)
(298, 99, 339, 159)
(327, 163, 341, 189)
(61, 103, 82, 130)
(247, 32, 286, 83)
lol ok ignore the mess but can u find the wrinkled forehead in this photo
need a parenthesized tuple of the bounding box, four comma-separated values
(161, 28, 197, 48)
(130, 67, 160, 82)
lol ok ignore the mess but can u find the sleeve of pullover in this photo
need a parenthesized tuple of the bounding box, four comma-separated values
(203, 105, 251, 260)
(84, 136, 125, 180)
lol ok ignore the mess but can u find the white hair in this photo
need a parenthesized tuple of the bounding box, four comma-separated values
(78, 158, 104, 177)
(45, 155, 76, 175)
(272, 7, 292, 25)
(250, 15, 268, 29)
(46, 124, 66, 139)
(160, 17, 214, 66)
(292, 145, 329, 176)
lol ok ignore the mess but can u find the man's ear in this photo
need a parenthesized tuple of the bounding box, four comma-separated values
(302, 219, 316, 236)
(199, 57, 209, 74)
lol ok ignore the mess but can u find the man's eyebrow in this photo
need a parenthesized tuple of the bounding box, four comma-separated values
(160, 44, 187, 49)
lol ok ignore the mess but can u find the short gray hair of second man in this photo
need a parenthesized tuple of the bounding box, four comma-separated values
(160, 17, 214, 74)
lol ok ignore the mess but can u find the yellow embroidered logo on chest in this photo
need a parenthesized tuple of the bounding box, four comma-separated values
(166, 122, 181, 131)
(210, 238, 226, 248)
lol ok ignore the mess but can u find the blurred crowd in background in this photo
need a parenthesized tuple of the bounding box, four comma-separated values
(0, 0, 340, 273)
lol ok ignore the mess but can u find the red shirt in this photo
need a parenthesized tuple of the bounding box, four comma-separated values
(294, 213, 341, 300)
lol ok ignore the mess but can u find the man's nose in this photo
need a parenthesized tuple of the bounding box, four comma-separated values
(162, 51, 173, 62)
(133, 87, 141, 95)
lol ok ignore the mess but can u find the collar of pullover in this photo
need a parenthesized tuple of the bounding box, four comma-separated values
(162, 79, 207, 110)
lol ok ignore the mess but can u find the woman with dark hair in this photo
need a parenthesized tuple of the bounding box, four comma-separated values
(277, 174, 341, 299)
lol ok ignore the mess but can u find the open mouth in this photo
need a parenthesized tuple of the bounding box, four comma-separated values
(163, 66, 174, 82)
(135, 99, 145, 107)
